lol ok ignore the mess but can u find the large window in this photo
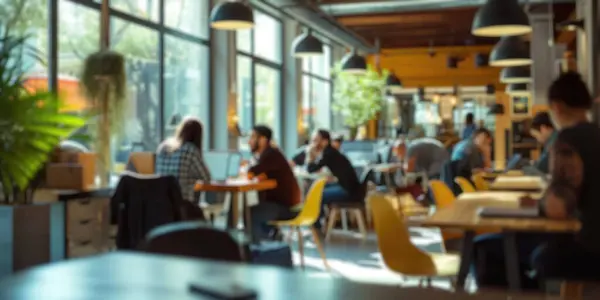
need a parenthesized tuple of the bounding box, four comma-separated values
(4, 0, 211, 168)
(302, 44, 332, 132)
(236, 10, 283, 149)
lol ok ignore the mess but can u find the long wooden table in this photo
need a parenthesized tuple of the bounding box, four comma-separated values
(410, 191, 580, 292)
(0, 251, 558, 299)
(194, 179, 277, 239)
(489, 176, 546, 192)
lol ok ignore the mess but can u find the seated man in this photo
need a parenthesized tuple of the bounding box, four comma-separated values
(304, 129, 360, 230)
(247, 125, 301, 241)
(451, 128, 492, 177)
(525, 111, 557, 174)
(473, 72, 600, 290)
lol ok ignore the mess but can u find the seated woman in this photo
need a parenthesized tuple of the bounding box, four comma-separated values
(473, 72, 600, 290)
(155, 117, 211, 203)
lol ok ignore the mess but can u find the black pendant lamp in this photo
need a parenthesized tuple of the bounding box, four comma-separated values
(386, 72, 403, 94)
(490, 36, 531, 67)
(500, 66, 531, 83)
(506, 83, 530, 96)
(472, 0, 531, 37)
(341, 49, 367, 74)
(292, 29, 323, 58)
(210, 1, 254, 30)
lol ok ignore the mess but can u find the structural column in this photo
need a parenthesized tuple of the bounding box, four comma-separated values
(209, 0, 234, 150)
(577, 0, 600, 122)
(529, 13, 566, 107)
(281, 19, 302, 156)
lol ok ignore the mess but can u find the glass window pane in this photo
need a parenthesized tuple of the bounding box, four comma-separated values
(311, 78, 330, 129)
(253, 12, 281, 63)
(163, 36, 209, 144)
(302, 75, 310, 130)
(237, 55, 253, 138)
(58, 0, 99, 112)
(164, 0, 209, 39)
(236, 30, 252, 53)
(254, 64, 280, 142)
(111, 17, 160, 153)
(2, 0, 49, 89)
(111, 0, 159, 22)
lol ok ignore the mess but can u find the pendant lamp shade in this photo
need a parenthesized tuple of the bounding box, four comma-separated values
(210, 1, 254, 30)
(500, 67, 531, 83)
(292, 30, 323, 58)
(341, 50, 367, 74)
(490, 36, 531, 67)
(472, 0, 531, 37)
(386, 73, 403, 94)
(506, 83, 530, 96)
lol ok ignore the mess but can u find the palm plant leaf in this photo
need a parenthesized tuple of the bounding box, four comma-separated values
(0, 32, 86, 199)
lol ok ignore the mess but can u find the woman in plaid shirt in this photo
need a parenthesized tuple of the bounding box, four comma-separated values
(155, 117, 211, 202)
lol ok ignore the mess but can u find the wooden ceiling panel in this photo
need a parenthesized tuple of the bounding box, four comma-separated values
(331, 3, 576, 49)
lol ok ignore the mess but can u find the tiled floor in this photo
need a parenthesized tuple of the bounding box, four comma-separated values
(284, 227, 456, 290)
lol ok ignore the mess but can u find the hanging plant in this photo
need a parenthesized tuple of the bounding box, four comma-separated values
(79, 50, 127, 186)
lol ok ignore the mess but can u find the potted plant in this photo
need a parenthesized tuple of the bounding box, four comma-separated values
(331, 64, 388, 139)
(0, 32, 86, 275)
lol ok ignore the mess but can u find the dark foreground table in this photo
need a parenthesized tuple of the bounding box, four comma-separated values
(0, 252, 556, 300)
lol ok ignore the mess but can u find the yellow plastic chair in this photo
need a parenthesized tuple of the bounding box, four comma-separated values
(472, 173, 489, 191)
(428, 180, 456, 209)
(454, 177, 476, 193)
(428, 180, 462, 249)
(271, 178, 329, 270)
(369, 194, 459, 286)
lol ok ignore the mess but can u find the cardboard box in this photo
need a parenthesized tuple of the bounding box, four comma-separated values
(47, 151, 97, 190)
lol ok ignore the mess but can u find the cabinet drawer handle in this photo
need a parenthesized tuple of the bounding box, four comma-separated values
(78, 240, 92, 246)
(79, 199, 91, 205)
(79, 219, 92, 225)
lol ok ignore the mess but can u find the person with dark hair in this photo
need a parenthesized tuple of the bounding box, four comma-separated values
(331, 135, 344, 150)
(462, 112, 477, 140)
(304, 129, 360, 230)
(473, 72, 600, 290)
(247, 125, 301, 241)
(155, 117, 211, 202)
(527, 111, 557, 173)
(451, 127, 492, 174)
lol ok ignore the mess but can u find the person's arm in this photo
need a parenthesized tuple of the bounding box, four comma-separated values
(534, 150, 550, 174)
(190, 147, 211, 182)
(248, 150, 278, 176)
(307, 149, 328, 173)
(539, 135, 582, 219)
(291, 151, 305, 167)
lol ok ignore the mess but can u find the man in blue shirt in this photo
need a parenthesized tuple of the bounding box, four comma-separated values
(451, 128, 492, 174)
(528, 111, 557, 174)
(461, 113, 477, 140)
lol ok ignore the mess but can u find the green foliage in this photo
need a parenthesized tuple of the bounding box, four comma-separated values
(0, 33, 86, 201)
(331, 64, 388, 128)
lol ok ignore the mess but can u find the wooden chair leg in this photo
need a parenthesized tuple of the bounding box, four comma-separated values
(340, 209, 349, 231)
(310, 226, 330, 271)
(325, 208, 339, 242)
(561, 282, 583, 300)
(364, 197, 373, 229)
(353, 209, 367, 240)
(295, 227, 305, 269)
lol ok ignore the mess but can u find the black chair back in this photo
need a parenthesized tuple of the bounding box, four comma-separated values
(111, 173, 188, 250)
(141, 221, 244, 262)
